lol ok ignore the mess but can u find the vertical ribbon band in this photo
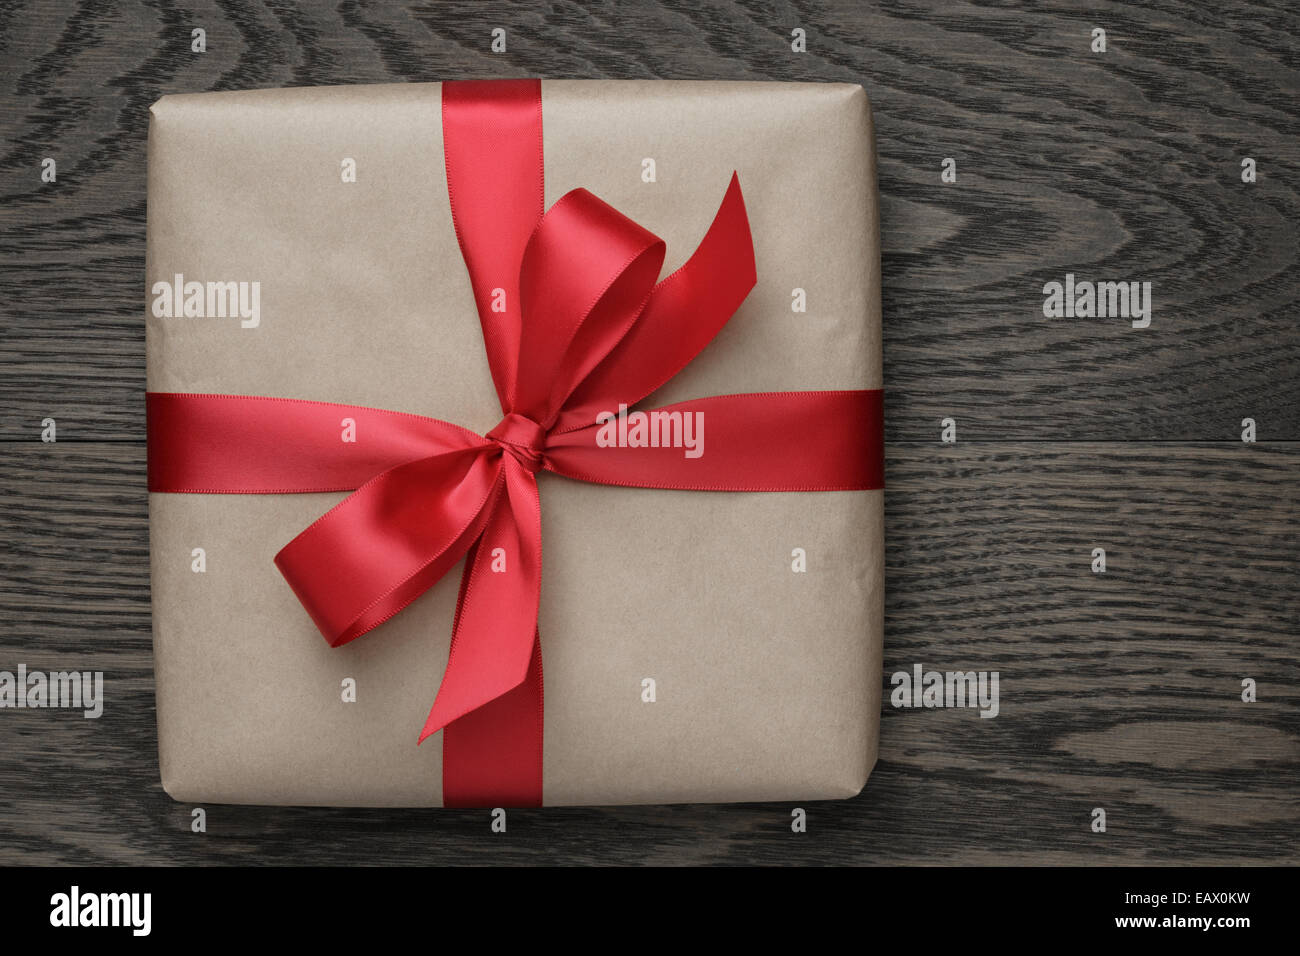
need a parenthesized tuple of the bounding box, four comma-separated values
(439, 79, 549, 806)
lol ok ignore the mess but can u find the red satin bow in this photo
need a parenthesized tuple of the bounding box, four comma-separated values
(146, 79, 883, 806)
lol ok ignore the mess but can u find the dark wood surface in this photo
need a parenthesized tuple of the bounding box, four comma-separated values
(1, 1, 1296, 865)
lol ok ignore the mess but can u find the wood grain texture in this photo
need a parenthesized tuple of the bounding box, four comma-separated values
(0, 0, 1296, 865)
(0, 443, 1295, 865)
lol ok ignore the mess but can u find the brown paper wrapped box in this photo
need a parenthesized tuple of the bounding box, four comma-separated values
(146, 80, 882, 807)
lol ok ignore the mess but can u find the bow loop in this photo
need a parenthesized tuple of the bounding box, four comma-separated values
(512, 188, 666, 426)
(273, 446, 504, 648)
(554, 173, 757, 433)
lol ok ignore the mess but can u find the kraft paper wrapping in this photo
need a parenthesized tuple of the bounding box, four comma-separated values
(146, 80, 883, 807)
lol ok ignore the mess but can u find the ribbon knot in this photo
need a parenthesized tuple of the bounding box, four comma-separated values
(486, 413, 547, 474)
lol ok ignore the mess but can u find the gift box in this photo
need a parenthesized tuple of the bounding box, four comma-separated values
(145, 79, 883, 807)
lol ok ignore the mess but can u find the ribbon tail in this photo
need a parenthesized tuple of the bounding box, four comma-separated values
(419, 454, 543, 741)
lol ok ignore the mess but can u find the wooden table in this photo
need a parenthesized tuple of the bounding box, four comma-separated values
(1, 0, 1295, 865)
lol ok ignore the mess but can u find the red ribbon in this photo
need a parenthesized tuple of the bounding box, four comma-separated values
(146, 79, 884, 807)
